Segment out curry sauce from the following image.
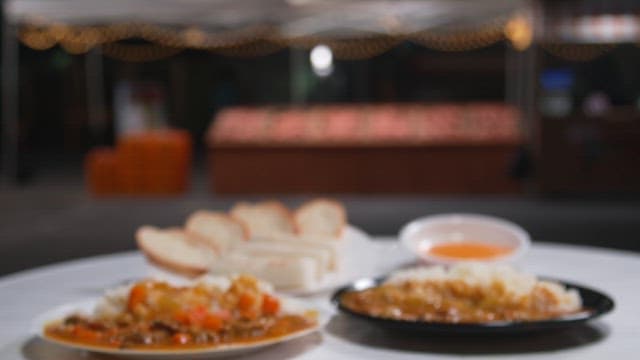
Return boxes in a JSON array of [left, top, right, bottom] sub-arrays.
[[341, 279, 581, 323], [44, 314, 315, 349], [44, 276, 317, 350]]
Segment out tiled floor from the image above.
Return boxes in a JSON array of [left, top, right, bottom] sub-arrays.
[[1, 167, 639, 276]]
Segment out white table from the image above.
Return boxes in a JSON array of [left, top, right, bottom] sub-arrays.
[[1, 239, 639, 359]]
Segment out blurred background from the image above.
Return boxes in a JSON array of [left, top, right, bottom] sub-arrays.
[[1, 0, 639, 275]]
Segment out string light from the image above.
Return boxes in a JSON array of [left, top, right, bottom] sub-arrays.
[[18, 26, 56, 50], [505, 14, 533, 51], [19, 20, 510, 59], [60, 40, 93, 54], [541, 43, 616, 62], [182, 27, 208, 47], [213, 41, 285, 57], [410, 18, 508, 52], [102, 43, 183, 62], [48, 23, 70, 41], [14, 14, 622, 62], [325, 37, 401, 60]]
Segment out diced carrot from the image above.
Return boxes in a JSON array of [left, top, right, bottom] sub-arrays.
[[172, 332, 191, 345], [127, 283, 148, 311], [262, 294, 280, 315], [242, 308, 259, 320], [238, 292, 255, 312], [202, 313, 223, 331], [174, 305, 204, 325]]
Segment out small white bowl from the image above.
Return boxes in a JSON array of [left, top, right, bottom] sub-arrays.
[[399, 213, 530, 265]]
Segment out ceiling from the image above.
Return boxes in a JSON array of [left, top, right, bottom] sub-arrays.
[[7, 0, 526, 37]]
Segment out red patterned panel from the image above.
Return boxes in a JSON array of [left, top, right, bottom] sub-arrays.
[[415, 105, 461, 143], [366, 104, 412, 142], [209, 103, 522, 146], [322, 105, 364, 142], [271, 108, 308, 142], [213, 107, 269, 143]]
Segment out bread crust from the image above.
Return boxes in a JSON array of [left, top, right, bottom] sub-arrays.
[[295, 198, 347, 237], [230, 200, 297, 236], [260, 200, 298, 233], [185, 211, 249, 253], [134, 198, 346, 284], [136, 226, 210, 277]]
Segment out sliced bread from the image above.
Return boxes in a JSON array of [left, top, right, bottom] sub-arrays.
[[209, 252, 318, 290], [255, 232, 341, 271], [230, 201, 296, 237], [136, 226, 216, 277], [185, 211, 248, 252], [294, 199, 347, 238], [231, 241, 328, 280]]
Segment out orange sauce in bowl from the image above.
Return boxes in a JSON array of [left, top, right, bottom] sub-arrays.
[[426, 241, 512, 260]]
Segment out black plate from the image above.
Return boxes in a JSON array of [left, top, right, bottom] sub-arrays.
[[331, 277, 614, 334]]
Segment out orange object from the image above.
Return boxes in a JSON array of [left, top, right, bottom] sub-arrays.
[[238, 292, 256, 311], [427, 242, 512, 260], [202, 313, 223, 331], [84, 147, 119, 195], [127, 283, 148, 311], [261, 294, 280, 315], [85, 129, 192, 196], [238, 292, 259, 319], [173, 305, 203, 326]]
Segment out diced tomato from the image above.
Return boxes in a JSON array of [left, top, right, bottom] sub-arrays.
[[172, 332, 191, 345], [127, 283, 148, 311], [261, 294, 280, 315]]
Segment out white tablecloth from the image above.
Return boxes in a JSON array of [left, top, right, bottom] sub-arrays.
[[1, 239, 639, 359]]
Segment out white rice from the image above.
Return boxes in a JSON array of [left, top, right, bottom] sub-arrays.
[[386, 263, 581, 311], [94, 283, 132, 318]]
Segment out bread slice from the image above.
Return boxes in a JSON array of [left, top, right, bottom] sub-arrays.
[[255, 232, 341, 271], [210, 252, 317, 290], [185, 211, 248, 252], [294, 199, 347, 238], [231, 241, 328, 280], [136, 226, 216, 277], [230, 201, 296, 237]]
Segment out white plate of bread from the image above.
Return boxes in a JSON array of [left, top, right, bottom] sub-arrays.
[[136, 199, 377, 295]]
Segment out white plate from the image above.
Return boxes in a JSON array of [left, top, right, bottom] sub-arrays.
[[32, 296, 328, 359]]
